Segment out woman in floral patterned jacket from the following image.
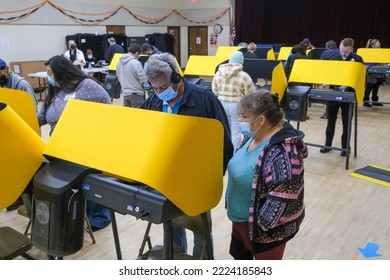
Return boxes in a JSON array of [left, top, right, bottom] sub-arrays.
[[226, 90, 308, 259]]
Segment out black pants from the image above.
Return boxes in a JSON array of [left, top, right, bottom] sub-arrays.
[[325, 102, 352, 149], [229, 234, 253, 260], [364, 78, 383, 102]]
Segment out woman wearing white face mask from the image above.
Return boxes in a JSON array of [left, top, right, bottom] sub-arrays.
[[226, 90, 308, 260]]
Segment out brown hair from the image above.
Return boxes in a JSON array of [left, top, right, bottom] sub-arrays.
[[340, 38, 354, 48], [86, 49, 93, 55]]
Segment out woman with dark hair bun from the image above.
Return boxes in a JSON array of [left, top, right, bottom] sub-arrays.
[[226, 90, 308, 260]]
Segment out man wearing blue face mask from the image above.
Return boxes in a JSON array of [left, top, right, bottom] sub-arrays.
[[140, 53, 234, 258]]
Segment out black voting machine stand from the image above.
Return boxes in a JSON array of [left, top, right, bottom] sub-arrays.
[[281, 59, 366, 170], [32, 157, 214, 260], [282, 85, 357, 170]]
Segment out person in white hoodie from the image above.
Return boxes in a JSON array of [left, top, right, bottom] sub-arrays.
[[212, 51, 255, 151], [116, 43, 148, 108]]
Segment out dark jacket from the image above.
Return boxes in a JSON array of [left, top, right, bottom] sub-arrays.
[[319, 47, 339, 60], [284, 53, 307, 79], [105, 44, 125, 64], [321, 49, 364, 92], [141, 78, 234, 174], [244, 51, 257, 59], [320, 48, 364, 63]]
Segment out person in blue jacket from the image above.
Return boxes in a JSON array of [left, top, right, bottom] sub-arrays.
[[141, 53, 234, 258]]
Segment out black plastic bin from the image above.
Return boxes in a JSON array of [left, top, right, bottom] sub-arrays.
[[31, 159, 96, 257], [282, 85, 310, 122], [104, 71, 121, 99]]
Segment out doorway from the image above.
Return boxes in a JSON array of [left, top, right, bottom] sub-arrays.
[[168, 26, 181, 65], [106, 26, 125, 34], [188, 26, 208, 56]]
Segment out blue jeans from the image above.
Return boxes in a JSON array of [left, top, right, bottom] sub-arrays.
[[172, 225, 213, 258], [220, 100, 241, 151]]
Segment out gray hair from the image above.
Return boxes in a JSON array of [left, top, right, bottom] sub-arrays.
[[108, 37, 116, 43], [239, 90, 284, 125], [144, 53, 178, 81]]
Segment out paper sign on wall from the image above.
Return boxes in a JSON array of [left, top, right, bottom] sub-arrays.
[[196, 37, 201, 44]]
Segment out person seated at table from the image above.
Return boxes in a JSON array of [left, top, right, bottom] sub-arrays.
[[85, 49, 97, 69]]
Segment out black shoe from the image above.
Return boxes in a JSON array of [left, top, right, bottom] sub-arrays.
[[320, 147, 332, 153], [6, 197, 24, 211], [372, 102, 383, 106], [320, 113, 328, 119], [363, 102, 372, 107]]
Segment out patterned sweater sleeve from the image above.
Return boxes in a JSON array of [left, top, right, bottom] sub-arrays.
[[256, 141, 305, 231]]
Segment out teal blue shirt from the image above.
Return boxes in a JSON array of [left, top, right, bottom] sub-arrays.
[[226, 135, 272, 222]]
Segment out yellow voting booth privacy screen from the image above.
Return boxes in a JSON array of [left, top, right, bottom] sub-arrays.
[[288, 59, 366, 104], [108, 53, 184, 76], [0, 88, 40, 135], [356, 48, 390, 63], [44, 100, 224, 216], [0, 102, 46, 210]]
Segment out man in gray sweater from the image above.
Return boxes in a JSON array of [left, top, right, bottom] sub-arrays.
[[0, 58, 38, 111], [116, 43, 148, 108]]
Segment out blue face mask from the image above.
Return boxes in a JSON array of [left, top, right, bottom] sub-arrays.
[[238, 115, 261, 138], [157, 86, 177, 102], [47, 75, 58, 87]]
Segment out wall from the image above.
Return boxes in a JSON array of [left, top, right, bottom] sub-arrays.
[[0, 0, 233, 67]]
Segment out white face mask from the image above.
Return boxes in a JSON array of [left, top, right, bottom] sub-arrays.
[[87, 55, 93, 59]]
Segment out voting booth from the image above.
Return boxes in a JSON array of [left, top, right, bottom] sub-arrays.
[[242, 59, 287, 98], [0, 89, 46, 259], [27, 100, 223, 259], [357, 48, 390, 89], [282, 59, 366, 169]]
